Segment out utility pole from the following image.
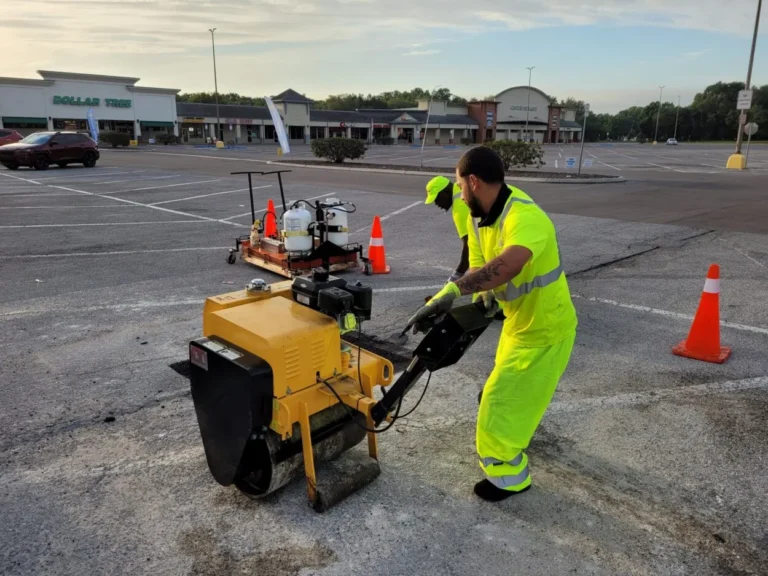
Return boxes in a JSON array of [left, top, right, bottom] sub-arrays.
[[653, 85, 664, 144], [735, 0, 762, 156], [524, 66, 535, 142], [209, 28, 221, 143], [674, 95, 680, 140], [420, 85, 441, 168], [578, 103, 589, 175]]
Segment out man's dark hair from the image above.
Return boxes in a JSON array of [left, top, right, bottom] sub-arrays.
[[456, 146, 505, 183]]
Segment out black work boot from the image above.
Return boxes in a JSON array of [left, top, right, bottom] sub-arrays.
[[473, 480, 530, 502]]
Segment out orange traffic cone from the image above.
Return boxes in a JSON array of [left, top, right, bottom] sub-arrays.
[[264, 199, 278, 238], [672, 264, 731, 364], [368, 215, 390, 274]]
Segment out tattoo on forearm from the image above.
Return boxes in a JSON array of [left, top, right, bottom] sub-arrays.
[[456, 256, 506, 294]]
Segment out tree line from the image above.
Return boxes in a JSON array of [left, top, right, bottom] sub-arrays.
[[562, 82, 766, 142], [177, 81, 765, 140]]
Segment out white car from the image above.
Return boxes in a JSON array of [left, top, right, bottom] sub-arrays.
[[666, 138, 678, 145]]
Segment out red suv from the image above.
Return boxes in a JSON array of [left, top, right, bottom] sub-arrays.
[[0, 131, 100, 171], [0, 129, 23, 146]]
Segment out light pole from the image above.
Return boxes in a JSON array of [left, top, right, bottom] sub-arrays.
[[420, 84, 441, 168], [653, 85, 664, 144], [524, 66, 535, 142], [734, 0, 762, 158], [673, 95, 680, 140], [208, 28, 222, 143]]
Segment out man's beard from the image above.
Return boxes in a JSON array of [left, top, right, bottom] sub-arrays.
[[467, 194, 485, 218]]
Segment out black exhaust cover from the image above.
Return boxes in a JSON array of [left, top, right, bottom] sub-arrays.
[[189, 337, 273, 486]]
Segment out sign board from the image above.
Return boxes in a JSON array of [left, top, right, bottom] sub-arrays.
[[739, 113, 748, 125], [583, 158, 594, 168], [565, 157, 577, 169], [148, 138, 156, 144], [737, 90, 753, 110], [744, 122, 759, 136], [585, 103, 590, 113]]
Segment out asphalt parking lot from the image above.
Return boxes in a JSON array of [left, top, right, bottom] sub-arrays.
[[1, 151, 767, 575], [181, 141, 768, 175]]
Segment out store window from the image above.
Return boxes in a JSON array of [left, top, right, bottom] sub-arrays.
[[264, 125, 276, 141], [53, 119, 87, 131], [289, 126, 304, 140]]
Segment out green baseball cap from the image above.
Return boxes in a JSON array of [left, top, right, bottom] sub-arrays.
[[425, 176, 452, 204]]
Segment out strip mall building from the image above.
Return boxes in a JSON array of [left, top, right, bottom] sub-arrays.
[[0, 71, 581, 145]]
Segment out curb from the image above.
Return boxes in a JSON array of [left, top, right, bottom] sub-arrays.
[[267, 161, 626, 184]]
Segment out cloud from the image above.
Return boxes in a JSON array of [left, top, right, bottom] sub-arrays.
[[401, 49, 442, 56], [680, 49, 713, 60]]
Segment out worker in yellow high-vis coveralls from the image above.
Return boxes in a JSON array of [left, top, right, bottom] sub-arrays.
[[424, 176, 471, 282], [407, 146, 577, 501]]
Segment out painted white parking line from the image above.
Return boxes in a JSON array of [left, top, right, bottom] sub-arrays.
[[420, 156, 452, 164], [104, 178, 222, 194], [0, 172, 42, 185], [350, 201, 422, 234], [221, 192, 336, 221], [92, 174, 179, 185], [558, 152, 562, 158], [0, 205, 139, 209], [27, 179, 248, 228], [0, 192, 85, 197], [33, 170, 145, 181], [646, 162, 685, 173], [0, 284, 446, 318], [0, 246, 231, 259], [150, 186, 262, 206], [572, 294, 768, 335], [149, 151, 270, 164], [0, 220, 214, 229]]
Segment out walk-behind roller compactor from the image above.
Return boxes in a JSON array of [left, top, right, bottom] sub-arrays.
[[189, 270, 492, 511]]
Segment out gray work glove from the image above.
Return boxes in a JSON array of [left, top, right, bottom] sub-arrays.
[[447, 270, 464, 283], [478, 290, 499, 318], [405, 282, 461, 335]]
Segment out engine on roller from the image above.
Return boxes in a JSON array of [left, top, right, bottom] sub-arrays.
[[189, 269, 491, 512]]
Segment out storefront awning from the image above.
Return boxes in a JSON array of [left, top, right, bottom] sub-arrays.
[[2, 117, 48, 125], [140, 121, 175, 127]]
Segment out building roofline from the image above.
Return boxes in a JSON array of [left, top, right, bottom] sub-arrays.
[[495, 85, 551, 102], [0, 76, 54, 87], [36, 70, 141, 85], [127, 86, 180, 95]]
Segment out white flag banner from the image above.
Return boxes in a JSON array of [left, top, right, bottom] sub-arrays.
[[264, 96, 290, 154], [87, 108, 99, 144]]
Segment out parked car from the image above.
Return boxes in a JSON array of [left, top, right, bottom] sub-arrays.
[[666, 138, 678, 146], [0, 131, 99, 170], [0, 129, 23, 146]]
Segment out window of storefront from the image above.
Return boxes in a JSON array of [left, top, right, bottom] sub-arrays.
[[53, 119, 87, 131], [289, 126, 304, 140], [264, 125, 276, 141], [1, 117, 48, 131], [350, 127, 368, 140], [310, 126, 325, 139]]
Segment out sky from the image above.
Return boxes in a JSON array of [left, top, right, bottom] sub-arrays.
[[1, 0, 766, 113]]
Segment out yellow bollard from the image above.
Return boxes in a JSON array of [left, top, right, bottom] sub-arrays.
[[129, 140, 138, 147], [277, 147, 283, 156], [726, 154, 746, 170]]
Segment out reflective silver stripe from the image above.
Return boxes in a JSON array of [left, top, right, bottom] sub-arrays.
[[487, 466, 530, 489], [453, 191, 462, 201], [480, 453, 524, 467], [499, 264, 564, 302], [472, 217, 480, 240]]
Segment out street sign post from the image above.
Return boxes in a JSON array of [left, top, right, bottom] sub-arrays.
[[737, 89, 753, 110]]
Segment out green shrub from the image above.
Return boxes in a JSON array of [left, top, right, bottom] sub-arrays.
[[460, 137, 474, 145], [100, 131, 130, 148], [311, 137, 366, 163], [156, 133, 179, 145], [483, 140, 545, 171]]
